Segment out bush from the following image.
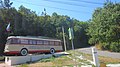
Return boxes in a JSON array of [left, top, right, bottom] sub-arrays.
[[99, 42, 120, 52], [110, 43, 120, 52]]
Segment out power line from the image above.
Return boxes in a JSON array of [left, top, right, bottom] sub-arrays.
[[42, 0, 104, 8], [43, 0, 88, 7], [12, 0, 92, 14], [68, 0, 104, 5]]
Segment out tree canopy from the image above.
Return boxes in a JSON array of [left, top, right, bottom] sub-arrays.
[[87, 2, 120, 52]]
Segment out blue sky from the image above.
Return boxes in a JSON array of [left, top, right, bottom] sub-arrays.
[[10, 0, 120, 21]]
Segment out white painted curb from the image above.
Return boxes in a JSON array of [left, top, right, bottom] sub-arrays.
[[5, 55, 31, 66], [5, 52, 68, 66]]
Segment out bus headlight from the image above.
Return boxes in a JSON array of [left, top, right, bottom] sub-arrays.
[[4, 46, 9, 52]]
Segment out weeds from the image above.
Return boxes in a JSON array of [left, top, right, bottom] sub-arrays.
[[18, 64, 28, 67], [40, 57, 55, 62]]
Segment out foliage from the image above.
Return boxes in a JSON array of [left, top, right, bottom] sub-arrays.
[[0, 56, 4, 61], [40, 57, 55, 62], [18, 64, 28, 67], [0, 6, 89, 54], [87, 2, 120, 52]]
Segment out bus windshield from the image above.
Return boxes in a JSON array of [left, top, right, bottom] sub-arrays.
[[6, 39, 12, 44]]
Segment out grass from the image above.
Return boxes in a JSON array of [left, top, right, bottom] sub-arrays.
[[68, 50, 120, 64], [67, 50, 93, 66], [27, 55, 80, 67], [0, 56, 5, 63], [40, 57, 55, 62], [18, 64, 28, 67], [18, 49, 120, 67], [18, 51, 94, 67], [0, 56, 4, 61], [52, 56, 77, 66], [98, 56, 120, 64]]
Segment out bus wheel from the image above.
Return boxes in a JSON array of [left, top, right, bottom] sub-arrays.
[[20, 48, 28, 56], [50, 48, 55, 54]]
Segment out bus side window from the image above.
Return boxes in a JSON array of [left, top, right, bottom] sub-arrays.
[[21, 39, 28, 44], [11, 38, 18, 44], [50, 41, 54, 45], [44, 40, 48, 45], [28, 40, 36, 45], [55, 42, 59, 46], [59, 42, 61, 46], [37, 40, 43, 45], [32, 40, 37, 45], [17, 39, 21, 44], [6, 39, 12, 44], [29, 40, 33, 44]]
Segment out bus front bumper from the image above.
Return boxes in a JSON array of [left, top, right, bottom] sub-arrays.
[[4, 51, 20, 55]]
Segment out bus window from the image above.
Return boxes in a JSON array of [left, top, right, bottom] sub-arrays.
[[49, 41, 54, 45], [17, 39, 21, 44], [28, 40, 36, 45], [11, 38, 18, 44], [6, 39, 12, 44], [29, 40, 33, 44], [59, 42, 61, 46], [32, 40, 37, 44], [21, 39, 28, 44], [37, 40, 43, 45], [44, 41, 49, 45], [55, 41, 59, 46]]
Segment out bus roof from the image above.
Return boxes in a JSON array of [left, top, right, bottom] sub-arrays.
[[7, 36, 61, 42]]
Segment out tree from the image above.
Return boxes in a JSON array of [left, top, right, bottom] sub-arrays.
[[87, 2, 120, 52]]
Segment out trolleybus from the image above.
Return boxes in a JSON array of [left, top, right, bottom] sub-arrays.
[[4, 36, 63, 56]]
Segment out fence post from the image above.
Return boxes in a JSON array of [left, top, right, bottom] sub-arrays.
[[92, 47, 100, 67]]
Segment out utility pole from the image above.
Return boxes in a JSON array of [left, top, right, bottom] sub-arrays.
[[62, 26, 67, 51], [71, 39, 74, 50]]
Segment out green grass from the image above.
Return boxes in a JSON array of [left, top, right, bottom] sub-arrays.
[[40, 57, 55, 62], [40, 55, 74, 66], [18, 49, 120, 67], [0, 56, 4, 61], [68, 50, 120, 64], [18, 64, 28, 67], [67, 50, 93, 66]]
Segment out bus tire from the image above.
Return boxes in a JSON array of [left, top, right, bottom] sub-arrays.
[[50, 48, 55, 54], [20, 48, 28, 56]]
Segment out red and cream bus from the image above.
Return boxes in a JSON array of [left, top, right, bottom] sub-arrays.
[[4, 36, 63, 56]]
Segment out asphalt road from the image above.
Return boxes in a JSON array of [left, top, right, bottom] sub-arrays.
[[77, 46, 120, 59]]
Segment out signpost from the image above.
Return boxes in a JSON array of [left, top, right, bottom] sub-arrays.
[[68, 27, 74, 50]]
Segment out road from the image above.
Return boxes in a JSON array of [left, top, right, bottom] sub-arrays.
[[77, 46, 120, 59]]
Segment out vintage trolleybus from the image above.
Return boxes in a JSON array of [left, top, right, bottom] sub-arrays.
[[4, 36, 63, 56]]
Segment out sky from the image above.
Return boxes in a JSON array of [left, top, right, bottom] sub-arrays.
[[8, 0, 120, 21]]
